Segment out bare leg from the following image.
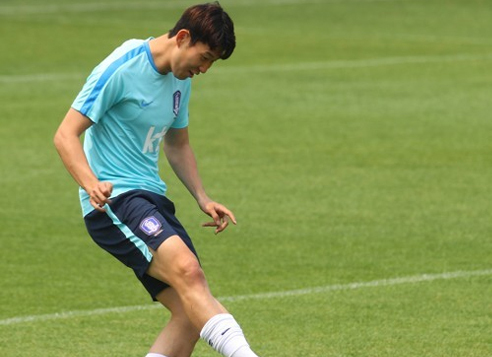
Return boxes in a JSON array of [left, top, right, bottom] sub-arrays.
[[148, 287, 199, 357], [147, 235, 228, 330], [147, 236, 259, 357]]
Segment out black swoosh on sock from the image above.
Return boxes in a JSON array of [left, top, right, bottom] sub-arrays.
[[221, 327, 231, 336]]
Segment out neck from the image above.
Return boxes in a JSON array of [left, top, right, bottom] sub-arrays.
[[148, 34, 174, 74]]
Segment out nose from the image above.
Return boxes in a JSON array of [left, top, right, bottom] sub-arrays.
[[199, 61, 213, 74]]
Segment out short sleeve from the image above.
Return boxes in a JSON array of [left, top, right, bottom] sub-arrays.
[[72, 66, 125, 124]]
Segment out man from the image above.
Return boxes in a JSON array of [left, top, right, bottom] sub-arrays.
[[54, 3, 260, 357]]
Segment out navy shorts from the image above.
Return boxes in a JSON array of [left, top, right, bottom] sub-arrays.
[[84, 189, 199, 300]]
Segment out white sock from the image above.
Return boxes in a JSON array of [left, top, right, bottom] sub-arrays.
[[145, 354, 168, 357], [200, 314, 259, 357]]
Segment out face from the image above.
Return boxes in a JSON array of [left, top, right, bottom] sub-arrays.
[[172, 34, 220, 80]]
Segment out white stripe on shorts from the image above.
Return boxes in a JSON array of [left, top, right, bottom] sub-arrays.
[[105, 206, 153, 262]]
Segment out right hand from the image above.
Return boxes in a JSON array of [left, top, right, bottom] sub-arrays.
[[88, 181, 113, 212]]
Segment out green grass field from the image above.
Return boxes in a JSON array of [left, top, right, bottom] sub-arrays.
[[1, 0, 492, 356]]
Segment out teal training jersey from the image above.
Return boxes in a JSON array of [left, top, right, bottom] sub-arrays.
[[72, 38, 191, 216]]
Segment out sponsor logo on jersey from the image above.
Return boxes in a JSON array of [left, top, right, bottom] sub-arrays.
[[142, 125, 168, 153], [173, 90, 181, 116], [140, 216, 162, 236]]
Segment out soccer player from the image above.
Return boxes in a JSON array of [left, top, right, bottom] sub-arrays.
[[54, 3, 260, 357]]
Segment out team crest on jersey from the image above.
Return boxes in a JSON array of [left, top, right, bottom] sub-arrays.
[[173, 90, 181, 116], [140, 216, 162, 236]]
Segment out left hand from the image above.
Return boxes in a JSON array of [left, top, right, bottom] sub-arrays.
[[200, 200, 237, 234]]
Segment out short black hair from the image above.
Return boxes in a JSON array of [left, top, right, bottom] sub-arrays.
[[168, 2, 236, 60]]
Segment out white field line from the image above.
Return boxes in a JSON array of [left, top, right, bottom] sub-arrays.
[[0, 72, 84, 83], [370, 33, 492, 46], [0, 0, 406, 16], [1, 53, 492, 85], [222, 53, 492, 73], [1, 269, 491, 326]]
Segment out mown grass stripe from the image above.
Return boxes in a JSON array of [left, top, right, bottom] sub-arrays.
[[1, 269, 490, 326], [1, 53, 492, 84], [0, 0, 407, 16]]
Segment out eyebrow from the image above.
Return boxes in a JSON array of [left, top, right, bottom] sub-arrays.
[[205, 51, 219, 60]]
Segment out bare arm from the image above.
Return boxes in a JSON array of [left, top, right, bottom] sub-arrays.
[[53, 108, 113, 211], [164, 127, 236, 233]]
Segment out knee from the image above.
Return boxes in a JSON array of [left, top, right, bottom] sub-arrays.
[[173, 257, 206, 288]]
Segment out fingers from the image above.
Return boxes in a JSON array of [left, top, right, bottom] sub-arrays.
[[208, 208, 221, 226], [202, 202, 237, 234], [220, 206, 237, 225], [216, 219, 229, 234], [202, 219, 229, 234], [209, 203, 237, 225], [89, 182, 113, 212]]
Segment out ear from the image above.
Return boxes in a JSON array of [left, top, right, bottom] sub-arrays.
[[175, 29, 191, 48]]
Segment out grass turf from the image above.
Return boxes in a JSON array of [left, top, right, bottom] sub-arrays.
[[1, 0, 491, 356]]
